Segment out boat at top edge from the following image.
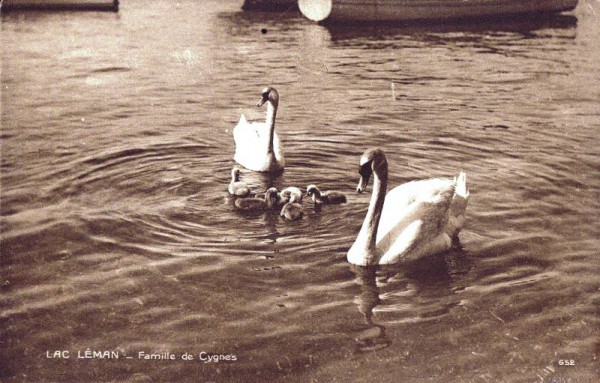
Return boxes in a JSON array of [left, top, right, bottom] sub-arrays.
[[299, 0, 579, 23], [242, 0, 299, 11], [2, 0, 118, 11]]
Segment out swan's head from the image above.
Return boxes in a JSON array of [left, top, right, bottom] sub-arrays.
[[306, 185, 321, 197], [257, 86, 279, 107], [231, 167, 241, 181], [265, 187, 281, 201], [265, 187, 279, 199], [265, 187, 280, 208], [357, 148, 387, 193]]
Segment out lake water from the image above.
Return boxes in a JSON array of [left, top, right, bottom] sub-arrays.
[[1, 1, 599, 382]]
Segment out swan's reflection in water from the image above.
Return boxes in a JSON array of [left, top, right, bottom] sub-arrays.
[[231, 168, 287, 196], [350, 246, 472, 352], [351, 265, 392, 352]]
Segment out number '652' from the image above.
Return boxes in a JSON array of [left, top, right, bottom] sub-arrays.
[[558, 359, 575, 366]]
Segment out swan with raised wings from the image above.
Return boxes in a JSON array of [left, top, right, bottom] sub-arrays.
[[347, 148, 469, 266], [233, 87, 285, 172]]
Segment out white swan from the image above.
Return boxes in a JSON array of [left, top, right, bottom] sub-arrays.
[[233, 87, 285, 172], [228, 168, 251, 197], [347, 148, 469, 266]]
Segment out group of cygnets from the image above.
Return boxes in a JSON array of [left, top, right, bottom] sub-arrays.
[[228, 167, 347, 220], [229, 86, 469, 266]]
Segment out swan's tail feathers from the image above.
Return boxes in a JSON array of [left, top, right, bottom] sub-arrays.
[[454, 171, 469, 199], [234, 115, 248, 139], [449, 171, 469, 237]]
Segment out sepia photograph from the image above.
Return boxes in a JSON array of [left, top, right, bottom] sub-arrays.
[[1, 0, 599, 382]]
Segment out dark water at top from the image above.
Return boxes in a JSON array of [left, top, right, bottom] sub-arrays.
[[1, 1, 599, 382]]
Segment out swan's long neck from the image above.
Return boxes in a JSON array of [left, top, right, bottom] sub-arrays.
[[353, 168, 387, 264], [265, 101, 278, 154]]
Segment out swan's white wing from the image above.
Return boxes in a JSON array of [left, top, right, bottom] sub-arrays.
[[378, 178, 455, 239], [233, 117, 268, 170], [233, 115, 284, 172], [272, 132, 285, 166], [376, 181, 455, 264], [233, 115, 265, 146], [376, 217, 422, 264], [384, 178, 455, 204]]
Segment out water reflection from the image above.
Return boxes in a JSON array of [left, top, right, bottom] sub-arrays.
[[323, 14, 577, 44], [351, 265, 392, 352], [234, 167, 287, 192], [350, 246, 473, 351]]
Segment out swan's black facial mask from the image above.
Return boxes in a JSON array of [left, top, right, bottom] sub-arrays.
[[359, 161, 372, 179], [357, 161, 372, 193], [257, 89, 271, 107], [257, 94, 268, 107]]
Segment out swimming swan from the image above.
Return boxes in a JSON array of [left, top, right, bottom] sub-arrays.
[[254, 187, 287, 208], [235, 188, 279, 211], [280, 186, 303, 204], [347, 148, 469, 266], [280, 194, 304, 221], [228, 168, 251, 197], [306, 185, 347, 204], [233, 87, 285, 172]]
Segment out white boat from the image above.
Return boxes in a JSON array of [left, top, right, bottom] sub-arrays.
[[2, 0, 118, 11], [299, 0, 578, 23]]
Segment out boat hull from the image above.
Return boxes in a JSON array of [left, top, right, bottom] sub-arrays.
[[2, 0, 118, 11], [242, 0, 298, 11], [299, 0, 579, 23]]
